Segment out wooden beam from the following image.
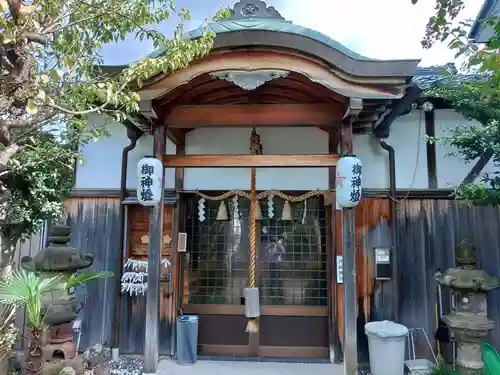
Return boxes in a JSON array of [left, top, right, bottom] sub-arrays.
[[425, 109, 437, 188], [166, 128, 185, 146], [163, 154, 339, 168], [374, 85, 422, 138], [462, 149, 494, 184], [165, 104, 341, 128]]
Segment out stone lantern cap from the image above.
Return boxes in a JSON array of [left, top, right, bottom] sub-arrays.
[[21, 224, 94, 273], [437, 267, 500, 291], [436, 239, 500, 292]]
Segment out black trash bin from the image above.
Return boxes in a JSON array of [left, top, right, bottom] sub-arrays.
[[176, 314, 199, 365]]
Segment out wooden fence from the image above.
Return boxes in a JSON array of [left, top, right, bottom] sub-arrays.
[[10, 197, 500, 359]]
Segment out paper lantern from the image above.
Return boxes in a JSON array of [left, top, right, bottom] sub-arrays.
[[137, 157, 163, 206], [336, 155, 363, 208]]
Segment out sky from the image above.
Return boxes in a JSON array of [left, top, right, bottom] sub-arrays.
[[100, 0, 485, 68]]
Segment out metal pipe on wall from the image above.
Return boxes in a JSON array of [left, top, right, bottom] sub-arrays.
[[379, 140, 400, 322], [112, 125, 142, 357]]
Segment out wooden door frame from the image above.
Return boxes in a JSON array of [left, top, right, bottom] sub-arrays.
[[178, 194, 330, 358]]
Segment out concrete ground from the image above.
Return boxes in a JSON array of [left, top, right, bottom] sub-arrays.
[[157, 359, 344, 375]]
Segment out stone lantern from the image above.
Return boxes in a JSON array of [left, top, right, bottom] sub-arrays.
[[21, 224, 94, 361], [436, 239, 500, 375]]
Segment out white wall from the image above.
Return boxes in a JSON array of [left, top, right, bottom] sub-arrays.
[[74, 110, 492, 192], [183, 127, 328, 190], [435, 109, 496, 188], [74, 116, 176, 190], [353, 110, 428, 189]]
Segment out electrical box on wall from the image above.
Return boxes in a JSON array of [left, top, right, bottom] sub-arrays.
[[374, 247, 392, 280]]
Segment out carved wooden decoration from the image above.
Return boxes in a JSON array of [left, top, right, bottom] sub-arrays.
[[210, 70, 289, 91]]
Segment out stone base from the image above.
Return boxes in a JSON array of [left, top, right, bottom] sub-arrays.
[[41, 356, 85, 375], [456, 365, 484, 375], [42, 341, 77, 361], [456, 339, 484, 375]]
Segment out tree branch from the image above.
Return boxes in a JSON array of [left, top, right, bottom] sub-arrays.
[[7, 0, 21, 23], [0, 143, 20, 170], [46, 80, 130, 116], [23, 33, 49, 46], [0, 110, 56, 129]]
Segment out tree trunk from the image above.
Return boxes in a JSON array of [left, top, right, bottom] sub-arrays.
[[0, 198, 18, 278], [0, 355, 8, 375]]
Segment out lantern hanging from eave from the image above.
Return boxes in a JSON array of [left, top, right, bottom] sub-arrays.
[[336, 155, 363, 208], [137, 157, 163, 206]]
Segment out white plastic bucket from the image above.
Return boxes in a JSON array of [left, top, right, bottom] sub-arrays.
[[365, 320, 408, 375]]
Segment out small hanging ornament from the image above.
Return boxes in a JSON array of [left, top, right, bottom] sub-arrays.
[[301, 199, 307, 224], [255, 201, 262, 220], [267, 194, 274, 218], [198, 197, 206, 222], [282, 200, 292, 221], [216, 200, 229, 221], [232, 195, 239, 218]]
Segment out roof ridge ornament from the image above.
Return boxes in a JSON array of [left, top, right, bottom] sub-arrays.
[[228, 0, 285, 21]]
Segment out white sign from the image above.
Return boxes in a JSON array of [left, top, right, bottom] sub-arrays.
[[336, 255, 343, 284], [137, 157, 163, 206], [336, 155, 363, 208]]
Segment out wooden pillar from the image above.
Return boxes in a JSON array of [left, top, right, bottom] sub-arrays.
[[328, 130, 342, 363], [169, 135, 185, 356], [341, 98, 362, 375], [144, 125, 166, 374], [424, 107, 437, 189]]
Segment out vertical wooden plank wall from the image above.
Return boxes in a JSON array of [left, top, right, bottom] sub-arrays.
[[335, 198, 392, 360], [65, 197, 121, 350], [334, 197, 500, 360], [397, 199, 500, 355]]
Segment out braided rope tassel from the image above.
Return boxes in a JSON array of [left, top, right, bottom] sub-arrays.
[[246, 166, 259, 333]]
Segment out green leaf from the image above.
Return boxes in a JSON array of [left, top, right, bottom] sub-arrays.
[[26, 99, 38, 115], [39, 74, 50, 85], [0, 0, 228, 248], [36, 90, 46, 102], [50, 69, 62, 82]]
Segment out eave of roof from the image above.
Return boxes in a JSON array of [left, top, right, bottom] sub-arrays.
[[468, 0, 498, 41]]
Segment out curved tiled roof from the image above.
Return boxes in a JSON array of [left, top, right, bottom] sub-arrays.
[[142, 0, 420, 78], [106, 0, 469, 92], [412, 63, 489, 89], [150, 18, 383, 63]]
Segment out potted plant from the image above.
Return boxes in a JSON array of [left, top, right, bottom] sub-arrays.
[[0, 270, 60, 375], [0, 304, 17, 375]]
